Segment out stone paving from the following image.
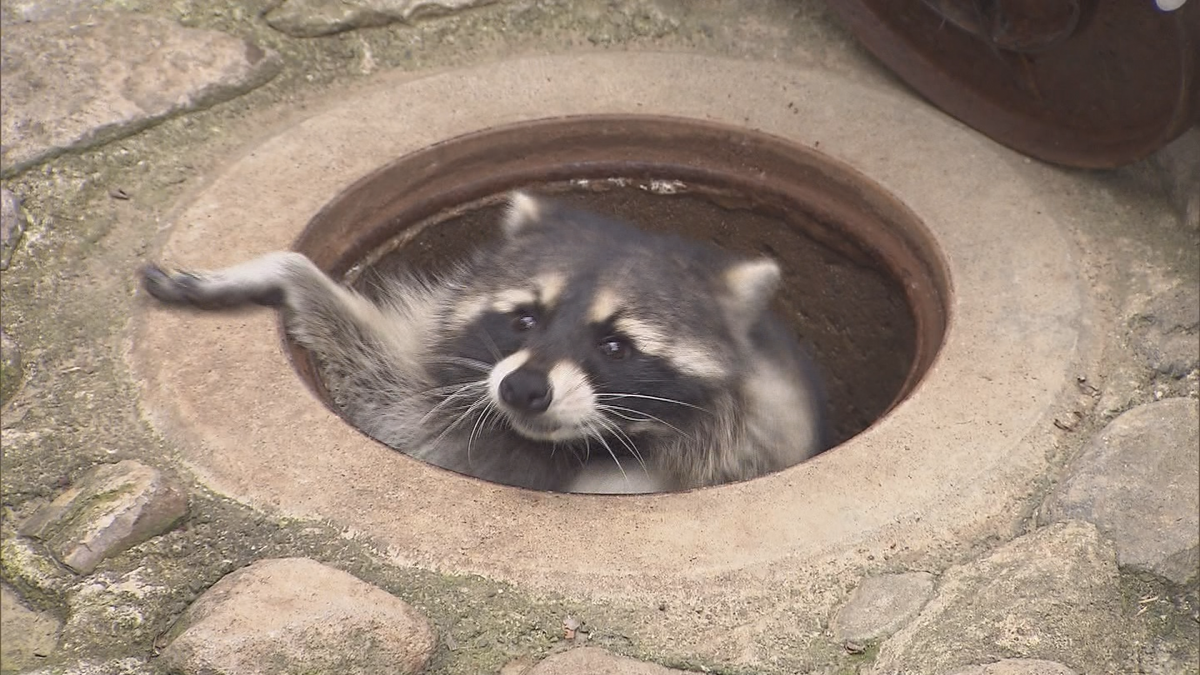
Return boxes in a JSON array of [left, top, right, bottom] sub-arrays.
[[1, 1, 1198, 674]]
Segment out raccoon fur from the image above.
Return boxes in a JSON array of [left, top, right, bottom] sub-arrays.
[[140, 192, 828, 493]]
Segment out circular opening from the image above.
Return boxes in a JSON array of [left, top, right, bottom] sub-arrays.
[[286, 115, 950, 490]]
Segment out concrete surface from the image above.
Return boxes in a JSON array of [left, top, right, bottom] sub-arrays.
[[1041, 399, 1200, 585], [0, 585, 60, 672], [830, 572, 936, 643], [0, 12, 281, 176], [1150, 129, 1200, 232], [517, 647, 691, 674], [868, 521, 1129, 675], [1128, 281, 1200, 379], [2, 0, 1197, 673], [265, 0, 503, 37], [946, 661, 1079, 675]]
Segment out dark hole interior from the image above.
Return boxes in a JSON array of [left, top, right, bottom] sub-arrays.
[[349, 180, 916, 447]]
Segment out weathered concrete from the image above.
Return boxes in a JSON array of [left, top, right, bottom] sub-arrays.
[[0, 12, 281, 176], [1151, 129, 1200, 232], [265, 0, 501, 37], [946, 660, 1079, 675], [830, 572, 935, 643], [23, 657, 155, 675], [132, 52, 1088, 616], [0, 187, 25, 269], [518, 647, 691, 674], [0, 584, 60, 672], [0, 0, 105, 23], [1128, 283, 1200, 379], [1041, 399, 1200, 585], [161, 557, 437, 675], [19, 460, 188, 574], [869, 522, 1130, 675]]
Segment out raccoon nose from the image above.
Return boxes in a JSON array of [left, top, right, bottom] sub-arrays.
[[499, 369, 553, 413]]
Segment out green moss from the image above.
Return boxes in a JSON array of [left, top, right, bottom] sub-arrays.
[[0, 333, 20, 406]]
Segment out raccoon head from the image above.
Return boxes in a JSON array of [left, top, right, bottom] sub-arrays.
[[438, 192, 783, 451]]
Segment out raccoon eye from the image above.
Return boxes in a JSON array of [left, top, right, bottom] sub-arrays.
[[511, 311, 538, 332], [598, 336, 632, 360]]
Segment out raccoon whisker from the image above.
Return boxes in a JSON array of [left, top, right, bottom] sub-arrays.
[[465, 398, 501, 467], [594, 393, 712, 415], [595, 405, 657, 423], [583, 421, 629, 482], [424, 355, 493, 373], [425, 389, 491, 457], [418, 380, 488, 424], [590, 415, 649, 475], [596, 405, 694, 441], [419, 379, 488, 397]]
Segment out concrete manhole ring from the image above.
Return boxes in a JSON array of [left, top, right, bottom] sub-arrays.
[[132, 52, 1088, 600]]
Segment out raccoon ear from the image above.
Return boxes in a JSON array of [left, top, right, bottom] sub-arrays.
[[502, 191, 544, 237], [723, 258, 781, 315]]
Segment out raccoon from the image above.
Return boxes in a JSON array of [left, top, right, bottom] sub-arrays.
[[140, 192, 828, 493]]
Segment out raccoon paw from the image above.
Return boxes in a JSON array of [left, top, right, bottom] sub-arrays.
[[140, 264, 207, 305], [140, 263, 285, 309]]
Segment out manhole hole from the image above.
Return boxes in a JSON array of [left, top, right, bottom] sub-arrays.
[[283, 115, 950, 491], [135, 52, 1089, 597]]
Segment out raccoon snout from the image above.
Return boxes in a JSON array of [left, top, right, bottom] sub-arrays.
[[499, 369, 553, 413]]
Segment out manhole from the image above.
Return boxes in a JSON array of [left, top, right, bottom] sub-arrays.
[[282, 116, 949, 490], [134, 52, 1088, 603]]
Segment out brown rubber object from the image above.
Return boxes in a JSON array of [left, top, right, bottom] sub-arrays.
[[829, 0, 1200, 168]]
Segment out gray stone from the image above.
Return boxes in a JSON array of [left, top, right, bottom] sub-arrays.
[[1041, 399, 1200, 584], [1, 187, 26, 269], [0, 584, 60, 672], [0, 12, 281, 176], [946, 660, 1079, 675], [0, 0, 105, 24], [19, 460, 189, 574], [830, 572, 935, 642], [521, 648, 690, 675], [869, 521, 1130, 675], [161, 557, 436, 675], [1128, 282, 1200, 379], [23, 657, 154, 675], [1, 329, 21, 404], [1151, 129, 1200, 231], [264, 0, 500, 37]]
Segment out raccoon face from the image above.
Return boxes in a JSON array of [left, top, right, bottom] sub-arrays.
[[433, 192, 783, 453], [453, 288, 719, 446]]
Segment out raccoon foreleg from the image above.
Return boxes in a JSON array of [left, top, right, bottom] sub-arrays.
[[141, 252, 312, 309], [140, 252, 405, 374]]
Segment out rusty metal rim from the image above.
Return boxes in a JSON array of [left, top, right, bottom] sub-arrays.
[[286, 114, 952, 433]]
